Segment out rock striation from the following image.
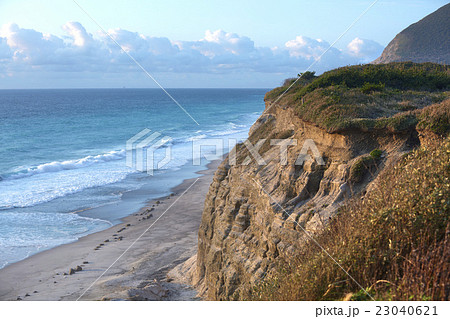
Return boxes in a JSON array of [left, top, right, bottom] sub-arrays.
[[185, 95, 420, 300]]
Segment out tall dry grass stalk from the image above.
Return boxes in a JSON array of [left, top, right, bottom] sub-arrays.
[[249, 137, 449, 301]]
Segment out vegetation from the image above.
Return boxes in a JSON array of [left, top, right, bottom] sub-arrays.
[[249, 136, 450, 301], [265, 63, 450, 133], [349, 149, 382, 183], [244, 62, 450, 301], [417, 99, 450, 136]]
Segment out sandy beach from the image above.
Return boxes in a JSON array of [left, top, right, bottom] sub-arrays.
[[0, 160, 220, 301]]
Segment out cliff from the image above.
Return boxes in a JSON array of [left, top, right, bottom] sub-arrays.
[[374, 3, 450, 64], [170, 63, 450, 300]]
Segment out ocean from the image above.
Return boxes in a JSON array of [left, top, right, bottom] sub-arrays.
[[0, 88, 266, 268]]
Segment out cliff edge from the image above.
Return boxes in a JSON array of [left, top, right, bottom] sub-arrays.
[[170, 63, 450, 300]]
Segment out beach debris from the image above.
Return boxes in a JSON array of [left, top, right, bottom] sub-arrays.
[[117, 227, 126, 233], [104, 239, 109, 243], [56, 273, 59, 275], [25, 293, 30, 297], [143, 208, 154, 215], [63, 272, 68, 275], [127, 279, 168, 301], [143, 214, 153, 220], [118, 236, 123, 241], [16, 296, 22, 300], [68, 266, 82, 274], [126, 224, 131, 227], [83, 261, 89, 264], [155, 200, 160, 205], [33, 291, 38, 294], [54, 281, 57, 284]]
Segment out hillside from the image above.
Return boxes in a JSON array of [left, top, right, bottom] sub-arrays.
[[374, 3, 450, 64], [172, 62, 450, 300], [267, 63, 449, 134], [250, 106, 450, 300]]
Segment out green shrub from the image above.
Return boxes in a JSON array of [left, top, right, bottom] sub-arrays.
[[361, 82, 385, 94], [349, 156, 376, 183], [294, 63, 450, 99], [266, 62, 450, 133], [417, 99, 450, 136], [369, 149, 383, 160]]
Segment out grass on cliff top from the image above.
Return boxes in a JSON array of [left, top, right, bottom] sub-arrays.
[[417, 98, 450, 136], [248, 136, 450, 301], [265, 62, 450, 133]]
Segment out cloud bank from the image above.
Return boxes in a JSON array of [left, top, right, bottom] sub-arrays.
[[0, 22, 384, 87]]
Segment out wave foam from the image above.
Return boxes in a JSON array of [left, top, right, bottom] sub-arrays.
[[6, 150, 126, 180]]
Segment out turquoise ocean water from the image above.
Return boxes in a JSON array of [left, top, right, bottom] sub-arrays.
[[0, 88, 265, 268]]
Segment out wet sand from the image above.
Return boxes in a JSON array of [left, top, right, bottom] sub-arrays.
[[0, 160, 219, 301]]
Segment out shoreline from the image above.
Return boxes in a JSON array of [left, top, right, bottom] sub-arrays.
[[0, 159, 221, 301]]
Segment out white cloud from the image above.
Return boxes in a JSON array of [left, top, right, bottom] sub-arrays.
[[285, 36, 329, 59], [0, 22, 384, 85], [0, 23, 64, 66], [0, 36, 11, 59], [346, 37, 384, 62], [62, 22, 94, 47]]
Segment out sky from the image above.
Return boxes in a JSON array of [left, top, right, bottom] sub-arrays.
[[0, 0, 447, 88]]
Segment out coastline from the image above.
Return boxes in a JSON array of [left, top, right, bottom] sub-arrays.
[[0, 159, 221, 301]]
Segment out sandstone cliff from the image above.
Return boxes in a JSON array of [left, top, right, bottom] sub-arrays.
[[191, 102, 418, 300], [169, 63, 449, 300]]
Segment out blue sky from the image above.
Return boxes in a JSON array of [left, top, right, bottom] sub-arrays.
[[0, 0, 447, 88]]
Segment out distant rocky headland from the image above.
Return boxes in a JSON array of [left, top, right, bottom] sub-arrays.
[[374, 3, 450, 64]]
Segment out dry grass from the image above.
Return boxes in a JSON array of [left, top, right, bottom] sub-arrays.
[[248, 137, 450, 301], [265, 62, 450, 133], [417, 99, 450, 136]]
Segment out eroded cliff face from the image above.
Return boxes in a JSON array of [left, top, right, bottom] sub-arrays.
[[185, 99, 419, 300]]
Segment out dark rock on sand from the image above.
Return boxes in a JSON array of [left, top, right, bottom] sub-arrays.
[[127, 280, 168, 301]]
